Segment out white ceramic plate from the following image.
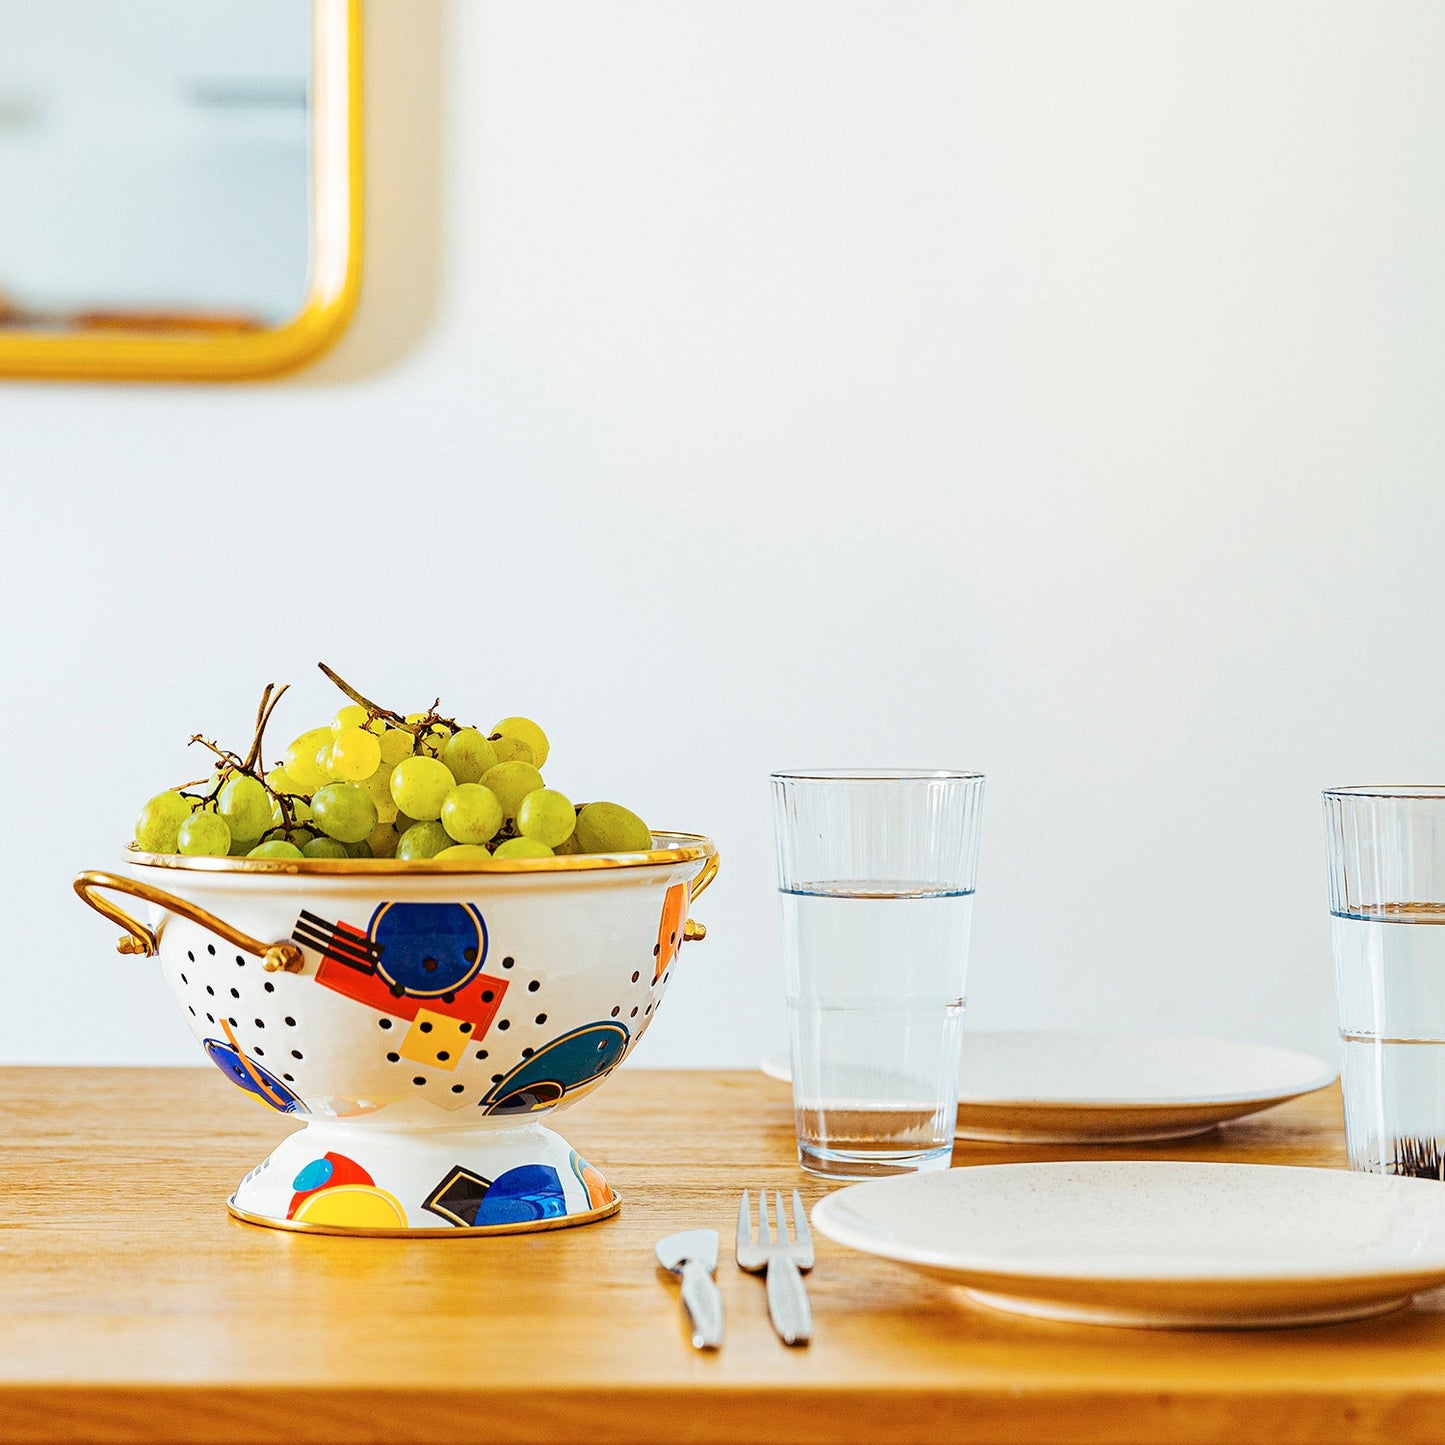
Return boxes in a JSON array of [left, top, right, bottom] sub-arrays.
[[811, 1160, 1445, 1328], [761, 1030, 1336, 1142]]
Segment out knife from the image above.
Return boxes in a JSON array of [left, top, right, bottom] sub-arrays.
[[655, 1228, 724, 1350]]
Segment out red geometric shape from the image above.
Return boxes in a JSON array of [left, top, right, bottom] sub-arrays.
[[303, 912, 509, 1034], [287, 1151, 374, 1218], [316, 949, 422, 1019]]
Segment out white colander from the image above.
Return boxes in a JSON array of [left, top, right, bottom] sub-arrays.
[[75, 835, 717, 1236]]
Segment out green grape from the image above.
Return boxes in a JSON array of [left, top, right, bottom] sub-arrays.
[[228, 833, 253, 856], [344, 839, 373, 858], [493, 836, 554, 860], [311, 782, 378, 843], [265, 767, 305, 797], [553, 830, 584, 855], [516, 788, 576, 847], [396, 820, 452, 859], [437, 843, 492, 860], [218, 775, 273, 843], [440, 784, 504, 844], [284, 727, 334, 790], [395, 811, 422, 832], [302, 837, 350, 859], [389, 756, 456, 820], [248, 840, 304, 860], [332, 704, 368, 733], [440, 727, 498, 784], [177, 811, 230, 857], [366, 821, 401, 858], [480, 761, 545, 819], [135, 791, 194, 853], [489, 736, 535, 766], [492, 716, 549, 768], [378, 726, 415, 766], [360, 765, 396, 809], [316, 740, 339, 781], [575, 801, 652, 853], [330, 726, 382, 782]]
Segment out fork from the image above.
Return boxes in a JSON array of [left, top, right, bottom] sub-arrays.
[[736, 1188, 814, 1346]]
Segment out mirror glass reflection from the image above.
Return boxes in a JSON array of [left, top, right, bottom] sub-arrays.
[[0, 0, 313, 336]]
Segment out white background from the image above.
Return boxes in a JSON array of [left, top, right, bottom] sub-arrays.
[[2, 1, 1442, 1071]]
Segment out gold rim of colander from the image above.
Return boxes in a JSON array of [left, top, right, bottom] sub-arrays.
[[77, 835, 719, 971], [122, 830, 716, 875]]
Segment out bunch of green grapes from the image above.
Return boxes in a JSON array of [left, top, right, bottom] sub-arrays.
[[132, 670, 654, 864]]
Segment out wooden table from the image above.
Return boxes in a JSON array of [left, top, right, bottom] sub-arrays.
[[1, 1068, 1443, 1444]]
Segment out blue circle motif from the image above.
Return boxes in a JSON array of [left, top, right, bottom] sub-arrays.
[[292, 1157, 335, 1192], [368, 901, 487, 997], [202, 1039, 305, 1114]]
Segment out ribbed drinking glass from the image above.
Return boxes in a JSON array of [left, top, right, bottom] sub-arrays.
[[771, 769, 984, 1180], [1324, 785, 1445, 1179]]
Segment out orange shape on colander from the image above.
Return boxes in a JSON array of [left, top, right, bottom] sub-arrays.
[[654, 882, 688, 983]]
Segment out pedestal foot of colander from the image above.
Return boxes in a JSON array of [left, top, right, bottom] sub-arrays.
[[224, 1118, 621, 1237]]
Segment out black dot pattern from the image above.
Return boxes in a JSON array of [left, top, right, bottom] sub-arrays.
[[166, 926, 671, 1119]]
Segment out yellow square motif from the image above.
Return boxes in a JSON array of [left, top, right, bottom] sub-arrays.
[[398, 1010, 470, 1072]]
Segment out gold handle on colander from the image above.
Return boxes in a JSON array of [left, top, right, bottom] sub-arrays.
[[683, 850, 719, 943], [72, 871, 305, 973]]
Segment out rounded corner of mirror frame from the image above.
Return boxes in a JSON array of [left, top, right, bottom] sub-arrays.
[[0, 0, 363, 385]]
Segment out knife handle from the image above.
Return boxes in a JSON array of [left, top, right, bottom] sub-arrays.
[[765, 1257, 813, 1346], [679, 1258, 724, 1350]]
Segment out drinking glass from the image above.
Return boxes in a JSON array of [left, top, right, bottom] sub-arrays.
[[771, 769, 984, 1180], [1324, 785, 1445, 1179]]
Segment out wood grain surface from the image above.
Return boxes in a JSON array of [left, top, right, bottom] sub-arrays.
[[0, 1066, 1441, 1444]]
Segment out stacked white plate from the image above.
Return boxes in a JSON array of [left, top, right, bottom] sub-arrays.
[[763, 1029, 1337, 1143]]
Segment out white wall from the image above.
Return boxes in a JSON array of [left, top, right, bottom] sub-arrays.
[[2, 1, 1443, 1070]]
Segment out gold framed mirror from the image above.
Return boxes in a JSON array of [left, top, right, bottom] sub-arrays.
[[0, 0, 360, 381]]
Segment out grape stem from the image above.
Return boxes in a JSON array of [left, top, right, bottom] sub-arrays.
[[317, 662, 456, 737], [242, 683, 289, 774], [182, 684, 309, 840]]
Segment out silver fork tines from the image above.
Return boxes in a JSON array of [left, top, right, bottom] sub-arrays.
[[736, 1188, 814, 1346]]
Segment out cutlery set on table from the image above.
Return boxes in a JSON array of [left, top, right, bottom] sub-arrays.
[[656, 1189, 814, 1350]]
